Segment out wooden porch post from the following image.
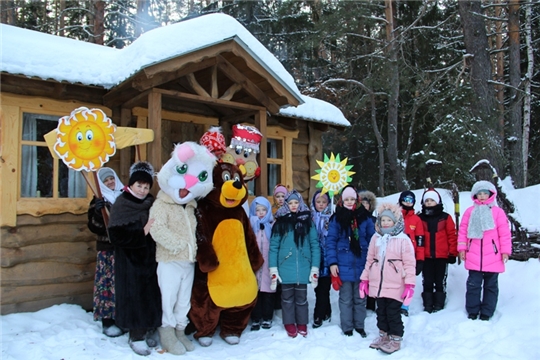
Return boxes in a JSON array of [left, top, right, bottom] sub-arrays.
[[255, 109, 268, 196], [119, 108, 131, 180], [148, 90, 162, 174]]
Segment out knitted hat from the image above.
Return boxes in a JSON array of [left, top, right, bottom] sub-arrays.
[[200, 126, 227, 157], [99, 167, 115, 183], [399, 190, 416, 205], [341, 186, 358, 200], [230, 124, 263, 153], [422, 189, 440, 204], [379, 209, 397, 223], [129, 161, 154, 188], [287, 192, 301, 203], [274, 184, 288, 196]]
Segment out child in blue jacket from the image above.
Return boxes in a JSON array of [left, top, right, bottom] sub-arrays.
[[326, 185, 375, 337]]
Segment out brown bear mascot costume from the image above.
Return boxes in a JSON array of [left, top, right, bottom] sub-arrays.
[[189, 161, 263, 347]]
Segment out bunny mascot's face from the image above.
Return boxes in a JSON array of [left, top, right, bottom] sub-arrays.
[[157, 141, 217, 204]]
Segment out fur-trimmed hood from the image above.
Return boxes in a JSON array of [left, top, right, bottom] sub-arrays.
[[375, 202, 404, 236], [358, 190, 377, 213], [470, 180, 497, 205]]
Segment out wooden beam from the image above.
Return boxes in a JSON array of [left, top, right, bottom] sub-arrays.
[[220, 83, 242, 101], [132, 57, 218, 92], [230, 42, 301, 107], [120, 108, 132, 180], [154, 88, 266, 112], [122, 89, 151, 109], [147, 91, 162, 175], [0, 104, 20, 227], [221, 110, 258, 123], [186, 73, 211, 98], [136, 116, 148, 161], [255, 110, 268, 196], [216, 55, 281, 114], [211, 65, 218, 98], [132, 107, 218, 126]]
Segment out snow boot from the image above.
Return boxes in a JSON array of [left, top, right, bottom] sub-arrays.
[[198, 337, 213, 347], [433, 291, 446, 312], [102, 319, 124, 337], [175, 328, 195, 352], [369, 330, 389, 349], [355, 328, 367, 338], [158, 327, 186, 355], [146, 328, 159, 348], [284, 324, 297, 338], [379, 335, 402, 354], [297, 324, 308, 337], [422, 292, 434, 313], [251, 320, 261, 331], [261, 320, 273, 329], [223, 335, 240, 345], [129, 339, 151, 356]]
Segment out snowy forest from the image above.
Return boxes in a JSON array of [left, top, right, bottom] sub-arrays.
[[1, 0, 539, 195]]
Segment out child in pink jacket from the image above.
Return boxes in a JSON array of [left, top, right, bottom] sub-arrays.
[[458, 180, 511, 321], [359, 203, 416, 354]]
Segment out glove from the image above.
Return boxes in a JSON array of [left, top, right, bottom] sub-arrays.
[[447, 256, 457, 264], [269, 267, 281, 291], [401, 284, 415, 306], [359, 280, 369, 299], [309, 267, 319, 289], [415, 260, 424, 276], [331, 274, 343, 291], [94, 198, 106, 212]]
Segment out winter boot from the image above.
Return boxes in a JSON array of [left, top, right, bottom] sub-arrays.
[[284, 324, 297, 338], [422, 292, 434, 313], [175, 328, 195, 352], [369, 330, 389, 349], [129, 329, 151, 356], [379, 335, 402, 354], [433, 292, 446, 312], [158, 327, 186, 355], [261, 320, 273, 329], [146, 328, 159, 348], [223, 335, 240, 345], [297, 324, 308, 337], [102, 319, 124, 338], [251, 320, 261, 331]]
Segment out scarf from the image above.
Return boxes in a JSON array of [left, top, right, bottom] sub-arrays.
[[375, 217, 405, 260], [109, 191, 154, 229], [97, 170, 124, 204], [467, 202, 495, 238], [332, 205, 370, 257]]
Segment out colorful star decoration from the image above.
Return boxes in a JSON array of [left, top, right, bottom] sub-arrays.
[[311, 152, 355, 197]]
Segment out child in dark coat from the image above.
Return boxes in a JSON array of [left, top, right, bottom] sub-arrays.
[[326, 186, 374, 337]]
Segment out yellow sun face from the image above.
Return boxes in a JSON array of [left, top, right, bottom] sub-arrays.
[[54, 107, 116, 171], [311, 152, 355, 197]]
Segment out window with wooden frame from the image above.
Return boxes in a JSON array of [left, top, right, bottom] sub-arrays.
[[0, 94, 102, 226], [248, 126, 298, 197]]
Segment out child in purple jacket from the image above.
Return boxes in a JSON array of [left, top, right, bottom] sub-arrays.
[[458, 180, 512, 321]]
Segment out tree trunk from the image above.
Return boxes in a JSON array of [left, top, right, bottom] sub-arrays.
[[522, 2, 534, 187], [385, 0, 405, 191], [508, 0, 523, 187], [93, 1, 105, 45], [135, 0, 149, 38], [458, 0, 503, 171]]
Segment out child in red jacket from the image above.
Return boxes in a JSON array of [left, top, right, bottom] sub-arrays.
[[418, 188, 458, 313], [398, 190, 425, 316]]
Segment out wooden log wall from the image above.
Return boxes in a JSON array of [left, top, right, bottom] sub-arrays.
[[1, 213, 96, 315]]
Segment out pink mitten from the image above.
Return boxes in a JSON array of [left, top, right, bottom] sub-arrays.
[[401, 284, 415, 306], [359, 280, 369, 298]]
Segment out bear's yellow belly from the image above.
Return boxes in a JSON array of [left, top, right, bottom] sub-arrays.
[[207, 219, 258, 308]]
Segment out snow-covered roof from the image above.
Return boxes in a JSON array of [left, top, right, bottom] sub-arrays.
[[278, 95, 350, 127], [1, 13, 349, 127]]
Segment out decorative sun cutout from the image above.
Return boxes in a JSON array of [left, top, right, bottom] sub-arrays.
[[53, 107, 116, 171], [311, 152, 355, 197]]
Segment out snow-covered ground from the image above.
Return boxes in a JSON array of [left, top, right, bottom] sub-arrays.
[[2, 183, 540, 360]]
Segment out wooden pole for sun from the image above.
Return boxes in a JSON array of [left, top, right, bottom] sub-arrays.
[[81, 170, 110, 227]]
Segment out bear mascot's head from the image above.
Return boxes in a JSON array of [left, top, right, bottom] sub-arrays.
[[203, 161, 249, 209], [157, 141, 217, 204]]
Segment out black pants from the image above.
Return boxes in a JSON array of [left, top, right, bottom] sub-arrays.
[[376, 297, 403, 337], [422, 258, 448, 293], [251, 291, 276, 322], [466, 271, 499, 317], [313, 276, 332, 320]]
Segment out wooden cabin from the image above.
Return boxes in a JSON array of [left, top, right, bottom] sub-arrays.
[[0, 14, 349, 314]]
